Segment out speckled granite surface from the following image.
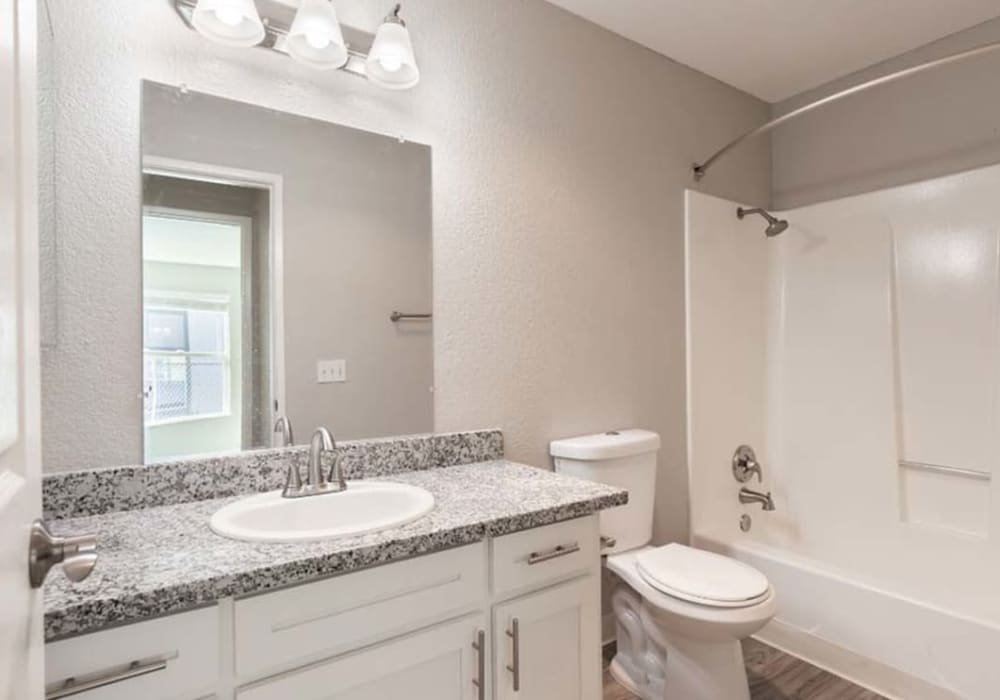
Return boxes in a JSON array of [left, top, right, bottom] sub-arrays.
[[43, 430, 504, 520], [44, 460, 627, 641]]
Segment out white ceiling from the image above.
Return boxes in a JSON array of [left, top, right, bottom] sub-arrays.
[[545, 0, 1000, 102]]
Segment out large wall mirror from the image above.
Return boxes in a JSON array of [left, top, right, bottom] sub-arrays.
[[40, 80, 433, 470]]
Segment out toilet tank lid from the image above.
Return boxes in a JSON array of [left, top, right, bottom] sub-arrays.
[[550, 429, 660, 460]]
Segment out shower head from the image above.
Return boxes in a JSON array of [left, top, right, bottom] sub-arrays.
[[737, 207, 789, 237]]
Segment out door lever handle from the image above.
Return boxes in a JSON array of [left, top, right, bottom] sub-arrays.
[[28, 519, 98, 588]]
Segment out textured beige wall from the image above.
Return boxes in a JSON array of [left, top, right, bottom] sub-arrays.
[[39, 0, 770, 543], [772, 17, 1000, 209]]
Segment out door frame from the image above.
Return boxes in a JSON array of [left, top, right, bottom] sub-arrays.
[[141, 156, 286, 436], [0, 0, 43, 697]]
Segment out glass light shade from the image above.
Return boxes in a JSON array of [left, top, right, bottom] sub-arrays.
[[286, 0, 348, 70], [192, 0, 265, 47], [365, 22, 420, 90]]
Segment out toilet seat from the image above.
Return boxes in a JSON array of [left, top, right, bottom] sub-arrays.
[[635, 544, 771, 609]]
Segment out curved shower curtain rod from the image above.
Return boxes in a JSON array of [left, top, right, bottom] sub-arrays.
[[692, 39, 1000, 181]]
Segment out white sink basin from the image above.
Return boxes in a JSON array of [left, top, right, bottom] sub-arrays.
[[209, 481, 435, 543]]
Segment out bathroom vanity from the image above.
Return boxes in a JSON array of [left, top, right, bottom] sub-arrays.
[[41, 433, 627, 700]]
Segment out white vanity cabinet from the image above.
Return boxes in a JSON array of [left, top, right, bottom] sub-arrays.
[[237, 614, 488, 700], [493, 578, 601, 700], [45, 515, 602, 700]]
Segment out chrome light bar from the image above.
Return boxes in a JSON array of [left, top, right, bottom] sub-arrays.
[[172, 0, 376, 80]]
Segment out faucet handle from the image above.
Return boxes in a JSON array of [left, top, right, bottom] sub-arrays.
[[283, 461, 303, 497], [327, 452, 346, 489], [732, 444, 762, 483]]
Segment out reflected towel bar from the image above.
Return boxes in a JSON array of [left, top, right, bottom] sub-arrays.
[[390, 311, 432, 322]]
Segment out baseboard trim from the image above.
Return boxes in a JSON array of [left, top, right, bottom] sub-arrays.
[[755, 619, 960, 700]]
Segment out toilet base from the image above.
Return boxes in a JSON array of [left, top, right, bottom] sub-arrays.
[[608, 657, 644, 697], [656, 633, 750, 700], [610, 576, 753, 700]]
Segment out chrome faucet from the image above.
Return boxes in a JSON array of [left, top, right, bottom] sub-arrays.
[[273, 415, 294, 447], [283, 427, 346, 499], [739, 487, 775, 511]]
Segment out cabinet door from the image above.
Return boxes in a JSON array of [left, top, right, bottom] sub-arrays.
[[237, 615, 488, 700], [493, 577, 601, 700]]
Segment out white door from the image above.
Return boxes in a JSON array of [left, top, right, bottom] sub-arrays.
[[493, 578, 602, 700], [236, 615, 489, 700], [0, 0, 43, 699]]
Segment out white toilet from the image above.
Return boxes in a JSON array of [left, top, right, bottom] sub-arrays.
[[551, 429, 776, 700]]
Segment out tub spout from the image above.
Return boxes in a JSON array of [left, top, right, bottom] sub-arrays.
[[739, 487, 775, 511]]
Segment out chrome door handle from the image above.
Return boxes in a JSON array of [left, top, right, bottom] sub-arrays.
[[472, 629, 485, 700], [505, 617, 520, 691], [46, 657, 169, 699], [29, 519, 98, 588], [527, 542, 580, 565]]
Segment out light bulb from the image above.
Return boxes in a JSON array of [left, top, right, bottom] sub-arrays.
[[214, 6, 243, 26], [365, 7, 420, 90], [305, 28, 331, 49], [379, 55, 403, 72], [192, 0, 265, 47], [286, 0, 348, 69]]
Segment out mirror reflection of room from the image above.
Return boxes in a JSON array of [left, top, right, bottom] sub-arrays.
[[142, 175, 272, 462]]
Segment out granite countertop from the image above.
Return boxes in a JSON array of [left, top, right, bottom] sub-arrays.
[[45, 460, 628, 641]]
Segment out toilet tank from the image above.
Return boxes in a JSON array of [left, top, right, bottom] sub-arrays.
[[550, 429, 660, 554]]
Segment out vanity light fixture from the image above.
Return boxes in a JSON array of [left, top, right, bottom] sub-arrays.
[[365, 4, 420, 90], [286, 0, 348, 70], [174, 0, 420, 91], [191, 0, 266, 47]]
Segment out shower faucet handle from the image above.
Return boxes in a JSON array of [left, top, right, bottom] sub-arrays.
[[732, 445, 762, 483]]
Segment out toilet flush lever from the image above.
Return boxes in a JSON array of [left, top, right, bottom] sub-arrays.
[[732, 445, 762, 483]]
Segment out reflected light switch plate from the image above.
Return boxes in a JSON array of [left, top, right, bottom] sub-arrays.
[[317, 359, 347, 384]]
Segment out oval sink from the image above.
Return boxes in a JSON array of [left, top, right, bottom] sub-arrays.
[[209, 481, 435, 543]]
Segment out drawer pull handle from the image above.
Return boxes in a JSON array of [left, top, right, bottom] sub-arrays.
[[527, 542, 580, 565], [472, 629, 486, 700], [46, 657, 169, 699], [505, 617, 521, 691]]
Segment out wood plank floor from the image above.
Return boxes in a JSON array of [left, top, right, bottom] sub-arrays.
[[603, 638, 886, 700]]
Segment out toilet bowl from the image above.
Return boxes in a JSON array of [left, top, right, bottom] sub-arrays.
[[551, 430, 776, 700], [607, 546, 776, 700]]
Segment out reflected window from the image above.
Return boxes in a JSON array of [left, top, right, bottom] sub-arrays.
[[143, 303, 230, 423], [141, 203, 253, 463]]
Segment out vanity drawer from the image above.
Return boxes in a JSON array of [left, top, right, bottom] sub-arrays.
[[491, 515, 599, 596], [45, 606, 220, 700], [233, 542, 487, 680]]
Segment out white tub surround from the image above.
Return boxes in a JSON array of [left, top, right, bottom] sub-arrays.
[[686, 166, 1000, 700]]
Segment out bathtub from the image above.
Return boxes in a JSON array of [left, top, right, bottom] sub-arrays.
[[693, 534, 1000, 700]]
